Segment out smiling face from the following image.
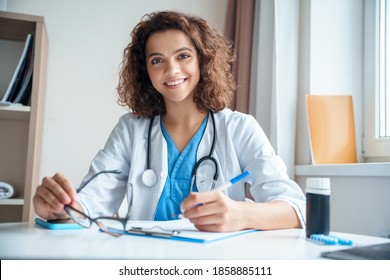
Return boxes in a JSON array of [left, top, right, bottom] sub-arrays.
[[145, 29, 200, 109]]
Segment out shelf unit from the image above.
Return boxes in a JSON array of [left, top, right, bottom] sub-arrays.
[[0, 11, 48, 223]]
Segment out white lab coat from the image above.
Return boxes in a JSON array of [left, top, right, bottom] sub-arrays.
[[77, 108, 306, 226]]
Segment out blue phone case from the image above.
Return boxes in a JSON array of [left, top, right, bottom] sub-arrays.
[[35, 217, 83, 230]]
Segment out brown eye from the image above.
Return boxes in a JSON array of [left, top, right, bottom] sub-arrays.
[[179, 53, 190, 60], [151, 57, 163, 65]]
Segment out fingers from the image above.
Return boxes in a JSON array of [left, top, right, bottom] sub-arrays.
[[181, 192, 248, 232], [34, 173, 76, 217], [181, 191, 221, 213], [181, 192, 230, 227], [52, 173, 77, 203], [33, 194, 66, 220]]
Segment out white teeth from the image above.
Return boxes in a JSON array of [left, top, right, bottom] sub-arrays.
[[166, 79, 184, 86]]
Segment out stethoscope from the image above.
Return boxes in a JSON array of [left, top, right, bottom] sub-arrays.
[[141, 110, 218, 189]]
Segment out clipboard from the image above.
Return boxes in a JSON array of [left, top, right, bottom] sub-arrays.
[[107, 219, 257, 243]]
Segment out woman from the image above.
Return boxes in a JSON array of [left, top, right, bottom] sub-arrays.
[[33, 11, 305, 232]]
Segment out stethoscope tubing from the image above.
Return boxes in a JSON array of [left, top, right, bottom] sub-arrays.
[[142, 110, 218, 188]]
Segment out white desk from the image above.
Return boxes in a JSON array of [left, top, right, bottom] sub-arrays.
[[0, 222, 389, 259]]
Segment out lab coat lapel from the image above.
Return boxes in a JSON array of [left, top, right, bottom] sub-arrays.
[[131, 116, 168, 220], [147, 115, 168, 217]]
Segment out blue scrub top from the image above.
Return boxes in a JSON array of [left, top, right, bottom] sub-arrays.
[[154, 115, 208, 221]]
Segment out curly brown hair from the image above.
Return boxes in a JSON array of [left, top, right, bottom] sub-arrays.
[[117, 10, 236, 117]]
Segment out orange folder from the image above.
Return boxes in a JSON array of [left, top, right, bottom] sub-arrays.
[[306, 95, 357, 164]]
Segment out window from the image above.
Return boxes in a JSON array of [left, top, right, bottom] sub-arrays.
[[379, 0, 390, 138], [364, 0, 390, 161]]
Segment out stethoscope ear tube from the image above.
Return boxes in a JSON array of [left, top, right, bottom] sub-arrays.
[[191, 155, 219, 181], [146, 116, 155, 172], [192, 111, 218, 181]]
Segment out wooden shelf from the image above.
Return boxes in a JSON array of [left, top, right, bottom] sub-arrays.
[[0, 104, 31, 112], [0, 198, 24, 206], [0, 11, 48, 223], [0, 104, 30, 120]]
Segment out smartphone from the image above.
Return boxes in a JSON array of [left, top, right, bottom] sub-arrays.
[[35, 217, 83, 230]]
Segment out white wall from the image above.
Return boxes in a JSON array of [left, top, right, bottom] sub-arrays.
[[296, 0, 364, 164], [7, 0, 390, 238], [295, 0, 390, 238], [7, 0, 229, 185], [296, 174, 390, 237]]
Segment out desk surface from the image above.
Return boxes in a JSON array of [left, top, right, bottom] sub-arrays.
[[0, 222, 389, 259]]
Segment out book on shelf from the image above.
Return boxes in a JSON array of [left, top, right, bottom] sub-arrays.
[[0, 33, 34, 106], [12, 45, 34, 105]]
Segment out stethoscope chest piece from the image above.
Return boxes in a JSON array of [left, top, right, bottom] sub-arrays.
[[142, 169, 158, 187]]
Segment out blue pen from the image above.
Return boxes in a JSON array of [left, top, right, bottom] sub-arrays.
[[173, 171, 251, 219], [213, 170, 251, 192]]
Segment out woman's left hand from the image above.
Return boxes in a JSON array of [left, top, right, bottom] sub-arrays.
[[180, 191, 248, 232]]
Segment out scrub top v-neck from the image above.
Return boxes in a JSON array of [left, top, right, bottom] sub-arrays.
[[154, 115, 208, 221]]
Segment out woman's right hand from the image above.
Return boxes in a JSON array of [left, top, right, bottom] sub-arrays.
[[33, 173, 78, 220]]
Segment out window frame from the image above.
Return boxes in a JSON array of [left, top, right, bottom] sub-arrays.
[[364, 0, 390, 161]]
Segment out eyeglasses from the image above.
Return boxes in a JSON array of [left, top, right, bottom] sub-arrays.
[[64, 204, 128, 237], [64, 169, 127, 237], [65, 204, 180, 238], [65, 169, 180, 238]]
